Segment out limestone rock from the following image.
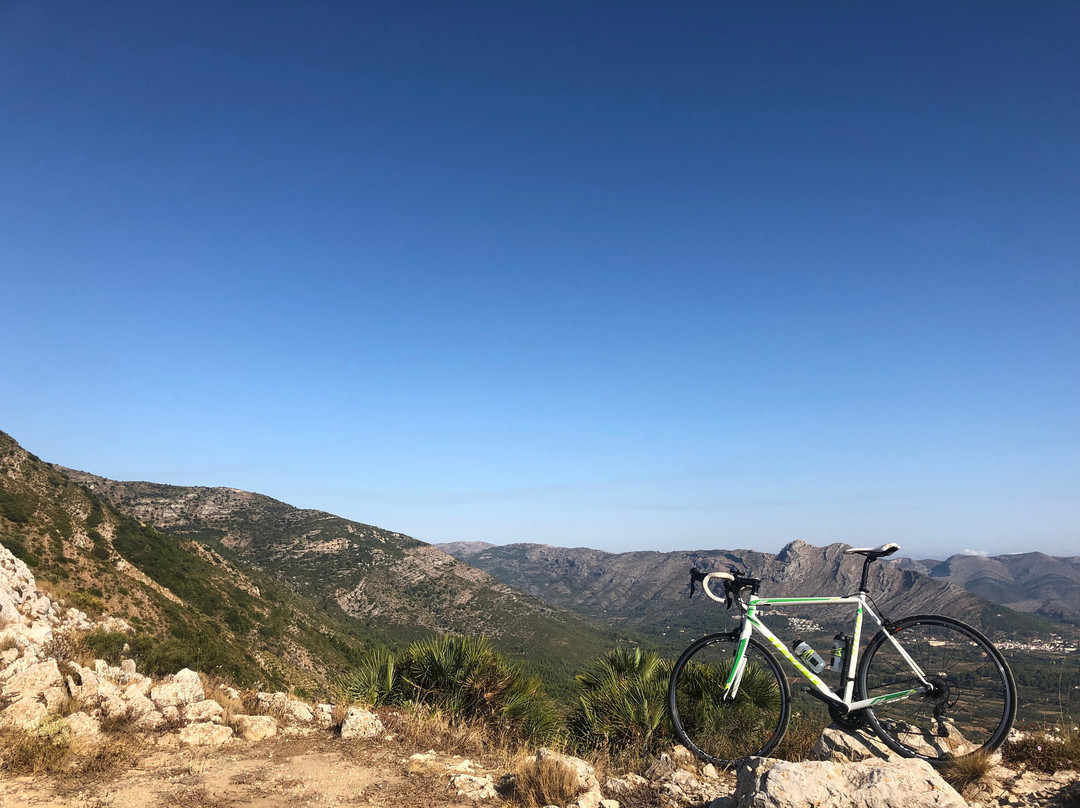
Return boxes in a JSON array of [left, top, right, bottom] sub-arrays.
[[183, 698, 225, 724], [256, 691, 314, 723], [811, 725, 898, 763], [0, 697, 48, 728], [450, 773, 498, 801], [1, 657, 61, 701], [64, 711, 102, 738], [733, 756, 966, 808], [150, 668, 205, 707], [535, 747, 601, 794], [604, 774, 649, 795], [313, 703, 334, 728], [178, 721, 233, 747], [339, 706, 383, 740], [231, 714, 278, 741]]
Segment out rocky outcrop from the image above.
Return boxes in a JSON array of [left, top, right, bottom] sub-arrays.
[[732, 756, 967, 808]]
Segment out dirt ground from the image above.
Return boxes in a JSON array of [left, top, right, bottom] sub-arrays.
[[0, 734, 489, 808]]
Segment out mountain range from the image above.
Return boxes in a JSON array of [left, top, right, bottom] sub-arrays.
[[0, 431, 622, 695], [2, 428, 1074, 705], [436, 540, 1069, 653]]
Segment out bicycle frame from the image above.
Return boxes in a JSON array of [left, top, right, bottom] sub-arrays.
[[727, 592, 933, 713]]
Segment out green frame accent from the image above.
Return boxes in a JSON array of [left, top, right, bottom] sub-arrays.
[[718, 590, 929, 714]]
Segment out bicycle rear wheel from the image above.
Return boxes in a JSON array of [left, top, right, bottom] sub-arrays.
[[858, 615, 1016, 765], [668, 632, 790, 767]]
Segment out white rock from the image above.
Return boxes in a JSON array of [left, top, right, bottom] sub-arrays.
[[1, 657, 61, 700], [183, 699, 225, 724], [535, 747, 600, 794], [0, 697, 48, 728], [340, 707, 383, 740], [178, 721, 233, 747], [450, 774, 498, 801], [313, 703, 334, 728], [732, 756, 966, 808], [811, 725, 900, 763], [230, 714, 278, 741], [64, 711, 102, 738], [150, 668, 205, 707]]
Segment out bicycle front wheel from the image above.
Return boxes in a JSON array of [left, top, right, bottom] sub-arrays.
[[668, 632, 790, 767], [858, 615, 1016, 765]]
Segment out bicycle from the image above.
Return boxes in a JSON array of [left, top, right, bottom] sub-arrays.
[[667, 543, 1017, 767]]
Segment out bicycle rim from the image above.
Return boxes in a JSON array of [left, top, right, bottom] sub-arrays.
[[668, 633, 790, 767], [858, 615, 1016, 764]]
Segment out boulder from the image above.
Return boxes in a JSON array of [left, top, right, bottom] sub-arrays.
[[0, 697, 48, 728], [230, 714, 278, 741], [64, 711, 102, 738], [339, 707, 383, 740], [256, 691, 314, 723], [178, 721, 233, 747], [732, 757, 966, 808], [450, 773, 498, 801], [313, 703, 334, 728], [1, 657, 61, 701], [811, 725, 898, 763], [183, 699, 225, 724], [535, 748, 601, 794], [150, 668, 205, 707]]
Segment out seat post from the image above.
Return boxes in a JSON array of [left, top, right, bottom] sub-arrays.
[[859, 556, 873, 593]]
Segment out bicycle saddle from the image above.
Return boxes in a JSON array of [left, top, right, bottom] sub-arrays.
[[844, 542, 900, 560]]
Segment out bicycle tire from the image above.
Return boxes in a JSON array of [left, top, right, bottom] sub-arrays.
[[668, 632, 790, 767], [858, 614, 1016, 765]]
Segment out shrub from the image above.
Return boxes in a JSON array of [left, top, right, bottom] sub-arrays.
[[340, 634, 560, 744], [0, 718, 72, 776], [567, 647, 673, 754], [941, 750, 996, 795], [1002, 726, 1080, 773], [513, 756, 582, 807]]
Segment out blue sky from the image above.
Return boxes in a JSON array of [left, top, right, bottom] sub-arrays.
[[2, 2, 1077, 559]]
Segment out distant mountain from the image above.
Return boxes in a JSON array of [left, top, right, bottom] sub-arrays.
[[897, 552, 1080, 626], [437, 540, 1062, 651], [60, 469, 626, 680]]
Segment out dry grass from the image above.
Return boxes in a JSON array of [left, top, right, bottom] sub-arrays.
[[66, 736, 140, 781], [512, 756, 583, 808], [55, 692, 89, 718], [772, 707, 830, 762], [0, 724, 73, 777], [1003, 725, 1080, 774], [204, 679, 248, 727], [941, 750, 996, 795], [330, 702, 350, 729], [40, 632, 92, 667], [98, 705, 140, 735]]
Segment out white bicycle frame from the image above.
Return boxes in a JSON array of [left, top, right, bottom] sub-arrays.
[[702, 573, 933, 713]]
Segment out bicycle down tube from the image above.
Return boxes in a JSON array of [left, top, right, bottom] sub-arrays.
[[719, 591, 932, 714]]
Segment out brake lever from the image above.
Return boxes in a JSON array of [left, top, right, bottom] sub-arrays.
[[688, 567, 706, 598]]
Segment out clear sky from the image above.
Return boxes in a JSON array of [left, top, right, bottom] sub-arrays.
[[2, 2, 1077, 560]]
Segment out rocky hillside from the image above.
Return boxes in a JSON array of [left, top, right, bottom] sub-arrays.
[[895, 553, 1080, 626], [58, 464, 627, 682], [437, 540, 1058, 651], [0, 431, 390, 690], [4, 541, 1076, 808]]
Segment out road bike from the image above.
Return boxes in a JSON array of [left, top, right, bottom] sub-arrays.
[[666, 543, 1017, 767]]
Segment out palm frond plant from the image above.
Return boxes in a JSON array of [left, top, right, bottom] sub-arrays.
[[568, 647, 674, 755]]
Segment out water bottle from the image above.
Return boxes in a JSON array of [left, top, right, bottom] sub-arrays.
[[830, 633, 848, 673], [793, 639, 827, 673]]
